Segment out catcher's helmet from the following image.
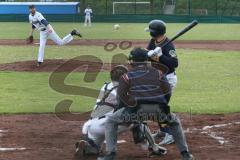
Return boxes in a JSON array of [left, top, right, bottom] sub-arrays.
[[128, 47, 148, 62], [110, 65, 128, 82], [146, 20, 166, 38]]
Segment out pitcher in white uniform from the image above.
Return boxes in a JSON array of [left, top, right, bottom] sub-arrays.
[[28, 5, 82, 66], [84, 5, 93, 26]]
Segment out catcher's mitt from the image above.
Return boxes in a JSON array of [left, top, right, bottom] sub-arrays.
[[26, 35, 34, 44]]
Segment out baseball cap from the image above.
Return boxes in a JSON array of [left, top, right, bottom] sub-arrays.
[[29, 5, 35, 9]]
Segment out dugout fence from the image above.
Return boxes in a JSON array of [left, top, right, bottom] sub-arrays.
[[0, 0, 240, 23], [76, 0, 240, 16]]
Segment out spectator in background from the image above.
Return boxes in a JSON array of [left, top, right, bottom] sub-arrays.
[[84, 5, 93, 27]]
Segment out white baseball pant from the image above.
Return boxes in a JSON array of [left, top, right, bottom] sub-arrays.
[[38, 30, 73, 63], [166, 72, 177, 91], [84, 15, 92, 26], [82, 117, 130, 148]]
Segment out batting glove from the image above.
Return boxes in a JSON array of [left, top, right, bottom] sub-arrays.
[[153, 47, 163, 57], [147, 47, 163, 57], [147, 50, 155, 57]]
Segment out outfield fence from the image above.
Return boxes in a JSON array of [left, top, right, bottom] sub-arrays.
[[1, 14, 240, 23], [5, 0, 239, 16], [0, 0, 240, 23], [80, 0, 240, 17]]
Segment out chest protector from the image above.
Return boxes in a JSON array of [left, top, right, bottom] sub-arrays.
[[90, 83, 118, 119]]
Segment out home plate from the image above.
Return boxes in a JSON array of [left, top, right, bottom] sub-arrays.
[[0, 129, 8, 133], [0, 129, 8, 137], [0, 148, 26, 151], [117, 140, 127, 144], [104, 140, 126, 144]]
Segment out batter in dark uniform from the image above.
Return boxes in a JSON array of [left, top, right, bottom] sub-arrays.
[[146, 20, 178, 145]]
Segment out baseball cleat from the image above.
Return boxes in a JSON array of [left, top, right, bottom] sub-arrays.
[[36, 62, 42, 67], [181, 151, 194, 160], [75, 140, 88, 158], [97, 152, 116, 160], [71, 29, 82, 37], [159, 133, 175, 145], [149, 145, 167, 157]]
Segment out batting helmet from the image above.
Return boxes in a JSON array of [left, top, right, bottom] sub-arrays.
[[146, 20, 166, 38]]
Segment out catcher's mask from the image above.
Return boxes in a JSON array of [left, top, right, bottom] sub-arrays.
[[110, 65, 128, 82]]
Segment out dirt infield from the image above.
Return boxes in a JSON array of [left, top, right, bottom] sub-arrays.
[[0, 39, 239, 51], [0, 113, 239, 160], [0, 39, 239, 72]]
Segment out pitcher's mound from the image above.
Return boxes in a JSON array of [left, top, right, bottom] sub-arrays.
[[0, 59, 113, 72]]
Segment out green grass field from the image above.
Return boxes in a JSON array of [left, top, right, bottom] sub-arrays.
[[0, 22, 240, 40], [0, 22, 239, 114], [0, 44, 239, 114], [0, 45, 118, 64]]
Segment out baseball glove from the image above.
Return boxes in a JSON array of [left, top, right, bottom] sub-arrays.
[[26, 35, 34, 44]]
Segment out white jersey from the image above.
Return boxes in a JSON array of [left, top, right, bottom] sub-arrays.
[[90, 82, 118, 119], [30, 11, 75, 63], [29, 11, 46, 31], [81, 81, 132, 148], [84, 8, 92, 17], [94, 82, 118, 109]]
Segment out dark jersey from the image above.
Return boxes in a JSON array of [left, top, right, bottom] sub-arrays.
[[118, 64, 170, 108], [147, 37, 178, 74]]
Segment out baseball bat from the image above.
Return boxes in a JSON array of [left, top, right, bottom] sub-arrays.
[[161, 20, 198, 48]]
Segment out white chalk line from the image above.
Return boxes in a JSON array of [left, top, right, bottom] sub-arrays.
[[185, 121, 240, 145], [0, 129, 27, 152], [104, 140, 127, 144], [0, 129, 8, 133], [0, 148, 27, 151], [1, 122, 239, 151], [0, 129, 8, 137]]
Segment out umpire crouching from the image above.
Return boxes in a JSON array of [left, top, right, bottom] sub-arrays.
[[99, 47, 194, 160]]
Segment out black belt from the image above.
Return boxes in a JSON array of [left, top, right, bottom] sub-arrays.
[[98, 115, 106, 119], [96, 102, 116, 108], [90, 115, 106, 120], [41, 28, 46, 31]]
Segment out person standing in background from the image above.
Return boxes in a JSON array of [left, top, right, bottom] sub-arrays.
[[84, 5, 93, 27]]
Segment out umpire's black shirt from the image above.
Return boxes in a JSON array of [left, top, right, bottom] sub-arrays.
[[147, 37, 178, 74], [117, 64, 171, 108]]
